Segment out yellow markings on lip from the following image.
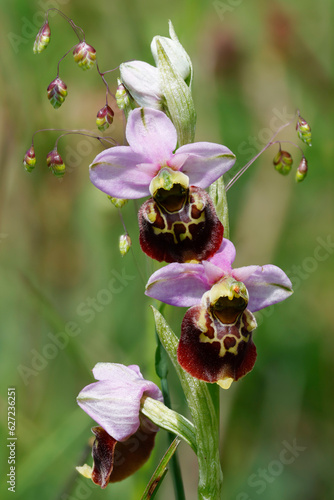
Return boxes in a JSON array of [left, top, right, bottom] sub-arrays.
[[199, 331, 239, 356], [151, 208, 205, 244], [197, 307, 209, 333], [198, 310, 253, 358], [146, 204, 157, 223], [191, 191, 204, 211]]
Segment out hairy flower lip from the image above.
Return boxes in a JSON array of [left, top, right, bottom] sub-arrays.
[[139, 185, 224, 263], [177, 304, 258, 387]]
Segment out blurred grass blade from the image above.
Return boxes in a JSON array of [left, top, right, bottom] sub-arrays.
[[140, 438, 181, 500]]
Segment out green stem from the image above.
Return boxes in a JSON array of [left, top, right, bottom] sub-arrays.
[[155, 306, 186, 500], [152, 307, 223, 499]]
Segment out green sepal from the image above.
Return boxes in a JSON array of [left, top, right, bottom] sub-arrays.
[[167, 20, 193, 88], [156, 40, 196, 146]]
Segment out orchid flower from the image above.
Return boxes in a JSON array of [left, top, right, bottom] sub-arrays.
[[90, 107, 236, 262], [145, 239, 293, 388], [76, 363, 163, 487], [119, 20, 192, 110]]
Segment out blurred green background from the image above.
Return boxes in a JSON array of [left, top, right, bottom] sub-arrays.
[[0, 0, 333, 499]]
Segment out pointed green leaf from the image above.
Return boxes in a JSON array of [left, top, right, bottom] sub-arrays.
[[140, 438, 181, 500], [151, 306, 224, 499]]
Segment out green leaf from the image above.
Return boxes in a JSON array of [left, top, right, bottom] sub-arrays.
[[151, 307, 223, 500], [140, 438, 181, 500]]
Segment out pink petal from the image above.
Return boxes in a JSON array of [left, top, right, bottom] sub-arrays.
[[207, 239, 236, 273], [77, 363, 163, 441], [126, 108, 177, 165], [176, 142, 236, 188], [89, 147, 152, 198], [232, 265, 293, 312], [202, 261, 225, 285], [145, 263, 210, 307]]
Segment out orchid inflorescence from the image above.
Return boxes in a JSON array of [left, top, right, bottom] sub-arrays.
[[25, 12, 312, 499]]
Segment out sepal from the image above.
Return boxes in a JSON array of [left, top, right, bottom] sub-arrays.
[[151, 21, 192, 84], [155, 39, 196, 146]]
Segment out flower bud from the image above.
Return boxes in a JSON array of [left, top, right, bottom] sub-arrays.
[[73, 42, 97, 70], [46, 149, 65, 178], [151, 34, 191, 83], [119, 234, 131, 256], [96, 105, 114, 132], [108, 196, 128, 209], [119, 62, 162, 110], [33, 23, 51, 54], [47, 78, 68, 109], [23, 146, 36, 172], [273, 150, 293, 175], [295, 157, 308, 183], [296, 114, 312, 146]]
